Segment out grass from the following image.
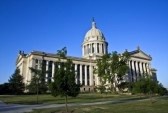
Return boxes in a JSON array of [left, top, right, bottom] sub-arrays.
[[1, 93, 168, 113], [0, 93, 137, 104], [29, 96, 168, 113]]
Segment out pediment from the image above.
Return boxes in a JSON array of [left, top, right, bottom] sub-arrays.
[[130, 50, 152, 60]]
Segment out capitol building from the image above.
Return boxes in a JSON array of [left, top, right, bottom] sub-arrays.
[[16, 20, 157, 92]]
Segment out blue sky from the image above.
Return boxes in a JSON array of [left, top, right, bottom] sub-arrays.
[[0, 0, 168, 87]]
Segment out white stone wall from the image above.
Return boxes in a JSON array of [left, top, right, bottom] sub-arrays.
[[16, 50, 153, 92]]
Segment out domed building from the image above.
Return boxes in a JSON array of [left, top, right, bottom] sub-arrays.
[[16, 20, 157, 92], [82, 19, 108, 59]]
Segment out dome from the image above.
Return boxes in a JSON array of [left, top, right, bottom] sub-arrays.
[[84, 20, 105, 42], [82, 19, 108, 59]]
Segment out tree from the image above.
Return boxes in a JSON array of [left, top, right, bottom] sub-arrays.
[[50, 47, 80, 113], [26, 74, 39, 94], [27, 60, 48, 103], [132, 75, 167, 96], [95, 50, 130, 93], [94, 54, 110, 93], [8, 68, 25, 95], [27, 60, 48, 94], [0, 83, 11, 94], [157, 83, 168, 96], [109, 51, 130, 92]]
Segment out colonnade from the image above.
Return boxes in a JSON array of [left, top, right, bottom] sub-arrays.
[[31, 58, 151, 86], [83, 42, 106, 55], [129, 60, 151, 82], [33, 59, 95, 86]]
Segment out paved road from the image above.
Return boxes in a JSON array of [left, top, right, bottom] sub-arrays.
[[0, 97, 157, 113]]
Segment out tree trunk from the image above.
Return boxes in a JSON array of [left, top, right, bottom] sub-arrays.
[[65, 95, 68, 113]]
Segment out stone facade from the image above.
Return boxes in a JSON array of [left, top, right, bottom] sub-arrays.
[[16, 20, 157, 92]]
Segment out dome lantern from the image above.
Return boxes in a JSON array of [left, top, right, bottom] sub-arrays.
[[92, 18, 96, 28]]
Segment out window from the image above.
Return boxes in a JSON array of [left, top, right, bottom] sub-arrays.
[[92, 43, 94, 53], [35, 59, 38, 64], [77, 64, 80, 84], [102, 44, 104, 54], [97, 43, 99, 53], [87, 65, 90, 86], [82, 65, 85, 85]]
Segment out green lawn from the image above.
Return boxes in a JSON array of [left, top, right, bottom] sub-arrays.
[[1, 94, 168, 113], [0, 93, 137, 104], [30, 96, 168, 113]]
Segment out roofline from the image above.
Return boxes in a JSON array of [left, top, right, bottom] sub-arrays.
[[128, 49, 152, 60], [30, 51, 95, 63]]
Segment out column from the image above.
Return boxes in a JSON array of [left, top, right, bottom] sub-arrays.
[[75, 64, 77, 83], [52, 62, 55, 82], [45, 61, 49, 82], [142, 62, 146, 74], [90, 44, 92, 53], [90, 65, 93, 86], [85, 65, 87, 86], [146, 63, 150, 75], [99, 43, 102, 53], [128, 61, 132, 82], [80, 64, 82, 85], [135, 61, 139, 80], [139, 62, 143, 77], [145, 63, 148, 74], [131, 60, 136, 81], [95, 43, 97, 53]]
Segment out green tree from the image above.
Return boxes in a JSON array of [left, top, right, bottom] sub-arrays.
[[94, 54, 110, 93], [157, 83, 168, 96], [8, 68, 25, 95], [26, 74, 39, 94], [132, 75, 166, 96], [27, 60, 48, 104], [0, 83, 11, 94], [109, 51, 130, 92], [28, 60, 48, 94], [50, 47, 80, 113], [95, 51, 130, 93]]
